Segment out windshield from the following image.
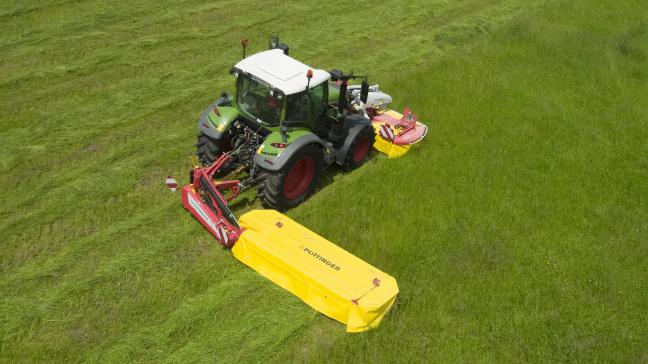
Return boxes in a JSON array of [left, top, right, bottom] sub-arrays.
[[237, 74, 282, 126]]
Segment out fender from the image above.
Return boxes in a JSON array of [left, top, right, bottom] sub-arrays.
[[198, 103, 238, 140], [333, 114, 372, 164], [254, 133, 326, 171]]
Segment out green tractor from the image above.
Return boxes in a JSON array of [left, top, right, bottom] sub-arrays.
[[196, 37, 391, 210]]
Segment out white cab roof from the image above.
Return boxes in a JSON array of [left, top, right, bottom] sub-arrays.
[[233, 49, 330, 95]]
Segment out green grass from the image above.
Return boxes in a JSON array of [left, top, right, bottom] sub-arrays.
[[1, 0, 647, 362]]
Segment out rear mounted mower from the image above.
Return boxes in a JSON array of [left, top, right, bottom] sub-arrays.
[[181, 154, 399, 332]]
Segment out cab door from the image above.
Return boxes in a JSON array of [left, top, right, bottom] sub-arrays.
[[283, 82, 328, 132]]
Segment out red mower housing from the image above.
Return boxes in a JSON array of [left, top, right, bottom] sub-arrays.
[[181, 154, 243, 248]]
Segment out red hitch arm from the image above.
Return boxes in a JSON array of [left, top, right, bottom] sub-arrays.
[[182, 154, 243, 248]]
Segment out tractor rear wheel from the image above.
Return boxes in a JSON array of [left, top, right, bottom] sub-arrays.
[[258, 144, 324, 211], [196, 132, 223, 165], [343, 124, 375, 171]]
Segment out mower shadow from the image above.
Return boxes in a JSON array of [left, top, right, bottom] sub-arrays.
[[227, 195, 258, 212]]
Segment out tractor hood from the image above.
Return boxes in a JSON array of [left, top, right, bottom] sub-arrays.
[[233, 49, 330, 95]]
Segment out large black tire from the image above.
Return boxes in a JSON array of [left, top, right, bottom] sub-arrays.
[[196, 132, 229, 166], [343, 124, 375, 171], [258, 144, 324, 211]]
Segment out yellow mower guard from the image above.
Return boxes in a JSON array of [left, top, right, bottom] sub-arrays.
[[232, 210, 399, 332], [372, 134, 411, 158]]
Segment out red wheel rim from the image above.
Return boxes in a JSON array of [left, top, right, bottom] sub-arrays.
[[283, 157, 315, 200], [353, 138, 370, 163]]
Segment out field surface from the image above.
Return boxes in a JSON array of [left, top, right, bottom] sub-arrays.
[[1, 0, 647, 362]]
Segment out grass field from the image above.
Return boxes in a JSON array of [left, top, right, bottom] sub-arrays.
[[1, 0, 647, 362]]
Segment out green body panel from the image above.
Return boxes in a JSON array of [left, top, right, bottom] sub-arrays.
[[257, 128, 316, 158], [207, 106, 239, 133]]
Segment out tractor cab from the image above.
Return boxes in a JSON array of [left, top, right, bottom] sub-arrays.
[[231, 49, 331, 132]]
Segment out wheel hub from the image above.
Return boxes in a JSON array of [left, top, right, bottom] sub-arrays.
[[353, 137, 370, 163], [283, 157, 315, 200]]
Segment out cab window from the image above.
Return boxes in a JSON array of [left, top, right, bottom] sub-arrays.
[[285, 83, 326, 123], [237, 75, 282, 125]]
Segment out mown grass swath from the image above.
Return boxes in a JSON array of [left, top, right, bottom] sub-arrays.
[[1, 0, 647, 362]]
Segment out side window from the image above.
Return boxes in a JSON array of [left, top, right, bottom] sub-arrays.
[[284, 83, 326, 122], [308, 83, 325, 121], [285, 91, 309, 121]]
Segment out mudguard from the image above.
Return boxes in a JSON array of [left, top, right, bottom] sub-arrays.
[[198, 104, 239, 140], [333, 114, 372, 164], [253, 133, 327, 171]]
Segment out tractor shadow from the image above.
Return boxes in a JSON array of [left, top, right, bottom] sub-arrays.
[[224, 150, 380, 214], [313, 149, 382, 197]]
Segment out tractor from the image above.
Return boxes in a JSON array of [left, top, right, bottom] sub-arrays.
[[180, 37, 420, 331], [195, 36, 393, 210]]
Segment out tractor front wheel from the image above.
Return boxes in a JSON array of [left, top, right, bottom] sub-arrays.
[[343, 124, 375, 171], [258, 144, 324, 211]]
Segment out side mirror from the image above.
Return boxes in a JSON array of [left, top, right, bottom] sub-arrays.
[[269, 35, 279, 49], [329, 69, 343, 81], [360, 79, 369, 104], [268, 35, 289, 55]]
